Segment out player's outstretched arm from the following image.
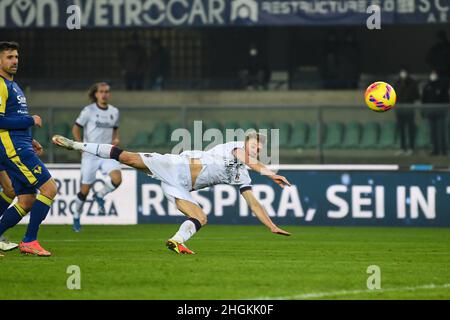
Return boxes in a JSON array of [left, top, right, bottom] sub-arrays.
[[241, 189, 291, 236], [233, 148, 291, 188]]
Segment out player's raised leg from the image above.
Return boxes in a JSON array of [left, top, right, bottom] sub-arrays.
[[166, 199, 208, 255], [52, 135, 150, 172]]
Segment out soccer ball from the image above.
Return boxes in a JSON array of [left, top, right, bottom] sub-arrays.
[[364, 81, 397, 112]]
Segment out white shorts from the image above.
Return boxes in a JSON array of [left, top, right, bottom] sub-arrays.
[[139, 152, 197, 205], [81, 154, 122, 185]]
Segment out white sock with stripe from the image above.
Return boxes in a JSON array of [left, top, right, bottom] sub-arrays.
[[96, 177, 117, 198], [73, 143, 114, 159], [171, 219, 201, 243]]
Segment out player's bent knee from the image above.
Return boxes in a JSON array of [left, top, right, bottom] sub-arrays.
[[39, 179, 58, 199]]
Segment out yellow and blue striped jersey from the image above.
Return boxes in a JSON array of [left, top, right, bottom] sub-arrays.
[[0, 76, 35, 152]]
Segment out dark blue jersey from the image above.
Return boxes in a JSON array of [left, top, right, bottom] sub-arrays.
[[0, 76, 50, 190]]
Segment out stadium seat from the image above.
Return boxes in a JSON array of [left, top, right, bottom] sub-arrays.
[[203, 121, 222, 148], [416, 121, 431, 149], [53, 123, 70, 138], [32, 125, 49, 148], [288, 122, 308, 149], [150, 122, 169, 147], [323, 122, 344, 149], [274, 121, 291, 149], [305, 123, 322, 149], [221, 121, 241, 141], [258, 121, 273, 132], [342, 122, 361, 149], [130, 131, 151, 149], [240, 121, 258, 132], [205, 121, 222, 132], [377, 122, 398, 149], [360, 122, 380, 149]]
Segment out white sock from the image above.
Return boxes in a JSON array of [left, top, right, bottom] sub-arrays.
[[96, 177, 117, 198], [74, 142, 114, 159], [171, 220, 198, 244], [73, 195, 85, 219]]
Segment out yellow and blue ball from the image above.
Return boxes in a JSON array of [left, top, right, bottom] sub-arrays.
[[364, 81, 397, 112]]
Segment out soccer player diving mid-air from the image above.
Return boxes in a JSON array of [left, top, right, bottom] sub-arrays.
[[52, 131, 291, 254]]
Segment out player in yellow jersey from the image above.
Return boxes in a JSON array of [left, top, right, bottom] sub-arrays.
[[0, 41, 57, 256]]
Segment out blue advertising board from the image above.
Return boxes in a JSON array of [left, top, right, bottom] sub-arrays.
[[0, 0, 448, 28], [137, 169, 450, 227]]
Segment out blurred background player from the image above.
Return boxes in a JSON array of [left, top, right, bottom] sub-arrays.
[[52, 132, 291, 254], [421, 70, 450, 156], [0, 41, 57, 256], [71, 82, 122, 232], [394, 66, 420, 156]]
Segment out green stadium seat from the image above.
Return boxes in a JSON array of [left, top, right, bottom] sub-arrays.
[[32, 125, 49, 148], [222, 121, 240, 141], [54, 123, 70, 138], [342, 122, 361, 149], [205, 121, 222, 132], [305, 123, 322, 149], [274, 121, 291, 149], [150, 122, 169, 147], [323, 122, 344, 149], [169, 122, 184, 148], [258, 121, 273, 131], [288, 122, 308, 149], [360, 122, 380, 149], [416, 121, 431, 149], [203, 121, 223, 149], [240, 121, 257, 132], [129, 131, 151, 149], [377, 122, 397, 149]]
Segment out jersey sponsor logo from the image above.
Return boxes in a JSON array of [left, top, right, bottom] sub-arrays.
[[95, 120, 115, 128], [17, 95, 27, 105]]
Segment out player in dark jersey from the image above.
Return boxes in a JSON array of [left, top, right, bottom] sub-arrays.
[[0, 41, 57, 256]]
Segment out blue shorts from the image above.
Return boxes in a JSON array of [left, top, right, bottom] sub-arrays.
[[1, 149, 52, 195]]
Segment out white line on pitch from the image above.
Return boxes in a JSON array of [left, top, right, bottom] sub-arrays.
[[252, 283, 450, 300]]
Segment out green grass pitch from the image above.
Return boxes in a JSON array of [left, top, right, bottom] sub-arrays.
[[1, 225, 449, 300]]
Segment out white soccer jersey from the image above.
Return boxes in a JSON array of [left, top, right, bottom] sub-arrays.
[[180, 141, 252, 191], [75, 103, 119, 144]]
